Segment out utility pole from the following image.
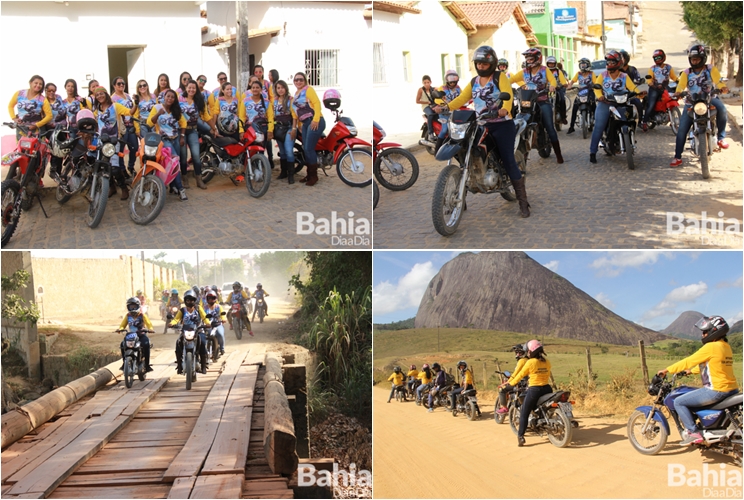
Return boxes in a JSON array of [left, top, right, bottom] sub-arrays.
[[196, 251, 200, 286], [437, 325, 440, 352], [628, 2, 635, 56], [236, 2, 251, 99], [601, 2, 606, 56]]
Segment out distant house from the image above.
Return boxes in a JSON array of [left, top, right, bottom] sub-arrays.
[[586, 1, 640, 55]]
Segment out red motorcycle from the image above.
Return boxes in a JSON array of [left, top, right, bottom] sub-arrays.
[[643, 76, 681, 134], [373, 121, 418, 191], [1, 122, 52, 247], [293, 96, 372, 187], [418, 89, 470, 156], [199, 122, 271, 198]]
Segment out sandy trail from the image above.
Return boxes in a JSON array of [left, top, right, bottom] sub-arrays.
[[372, 386, 736, 498]]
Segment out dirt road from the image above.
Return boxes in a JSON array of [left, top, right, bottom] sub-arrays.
[[372, 386, 736, 499]]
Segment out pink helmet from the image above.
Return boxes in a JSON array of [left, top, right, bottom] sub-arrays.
[[323, 89, 341, 100], [76, 109, 94, 122], [75, 109, 98, 133], [444, 69, 459, 83], [526, 340, 543, 356], [323, 89, 341, 111]]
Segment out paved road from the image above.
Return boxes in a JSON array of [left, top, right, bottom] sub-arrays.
[[3, 164, 372, 249], [373, 120, 743, 249]]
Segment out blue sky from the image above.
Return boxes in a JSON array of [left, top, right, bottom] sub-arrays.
[[373, 251, 743, 332]]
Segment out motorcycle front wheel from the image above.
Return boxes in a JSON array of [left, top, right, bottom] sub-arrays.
[[200, 150, 219, 184], [537, 129, 552, 158], [246, 153, 271, 198], [129, 175, 166, 225], [581, 111, 589, 139], [373, 180, 379, 209], [669, 107, 681, 135], [124, 358, 134, 388], [374, 147, 419, 191], [185, 352, 193, 390], [1, 179, 22, 247], [623, 130, 635, 170], [494, 402, 506, 424], [509, 405, 520, 436], [627, 409, 668, 455], [234, 316, 243, 340], [337, 148, 373, 187], [431, 164, 464, 237], [546, 408, 573, 448], [56, 181, 73, 205], [87, 174, 109, 229], [699, 131, 710, 179]]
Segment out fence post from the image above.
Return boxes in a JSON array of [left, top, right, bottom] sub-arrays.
[[586, 348, 593, 385], [482, 362, 487, 390], [639, 340, 649, 386]]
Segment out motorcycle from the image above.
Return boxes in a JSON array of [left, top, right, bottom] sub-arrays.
[[204, 316, 221, 363], [493, 370, 528, 425], [254, 296, 267, 324], [1, 122, 52, 246], [431, 94, 517, 237], [593, 83, 643, 170], [508, 388, 576, 448], [643, 76, 681, 134], [452, 387, 481, 421], [550, 86, 569, 132], [418, 90, 470, 156], [172, 324, 207, 390], [164, 304, 180, 334], [229, 300, 247, 340], [627, 372, 742, 465], [199, 122, 271, 197], [392, 383, 407, 402], [373, 180, 379, 209], [116, 327, 152, 388], [373, 121, 419, 191], [293, 99, 372, 187], [515, 88, 552, 159], [574, 86, 596, 139], [677, 88, 721, 179], [425, 384, 454, 410]]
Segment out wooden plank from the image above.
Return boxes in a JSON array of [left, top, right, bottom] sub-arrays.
[[189, 474, 244, 499], [167, 476, 197, 499], [162, 351, 246, 481], [5, 361, 176, 498], [104, 438, 188, 449], [201, 365, 258, 475], [243, 480, 290, 493], [243, 346, 266, 366], [135, 410, 203, 419], [75, 445, 182, 473], [49, 484, 171, 499], [62, 470, 164, 486]]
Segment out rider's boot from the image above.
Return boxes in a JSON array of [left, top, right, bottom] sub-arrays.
[[551, 141, 564, 164], [434, 137, 444, 154], [512, 177, 531, 218], [305, 163, 319, 187], [278, 159, 288, 180], [287, 160, 295, 185]]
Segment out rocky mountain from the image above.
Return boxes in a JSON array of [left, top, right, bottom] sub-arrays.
[[660, 311, 706, 340], [414, 252, 667, 346], [730, 320, 743, 335]]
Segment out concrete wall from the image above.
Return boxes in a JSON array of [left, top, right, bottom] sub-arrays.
[[31, 256, 177, 324], [469, 17, 533, 76], [1, 252, 40, 379]]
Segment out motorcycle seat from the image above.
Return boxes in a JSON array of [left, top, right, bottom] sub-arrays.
[[706, 393, 742, 410], [213, 136, 239, 147], [461, 389, 477, 397]]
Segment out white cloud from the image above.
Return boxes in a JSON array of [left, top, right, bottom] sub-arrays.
[[594, 292, 615, 309], [642, 281, 708, 321], [729, 311, 743, 325], [590, 251, 673, 277], [373, 262, 439, 316], [716, 276, 743, 289], [544, 260, 559, 272]]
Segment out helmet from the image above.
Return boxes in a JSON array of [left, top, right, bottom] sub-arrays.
[[50, 128, 75, 158], [323, 89, 341, 111], [171, 288, 178, 294], [546, 56, 557, 68], [233, 281, 242, 291], [652, 49, 666, 65], [526, 339, 544, 358], [136, 290, 142, 295], [76, 108, 98, 134], [497, 58, 509, 70], [126, 297, 141, 315], [688, 44, 707, 71], [522, 48, 542, 69], [473, 46, 498, 77], [457, 360, 467, 370], [422, 363, 430, 370], [192, 285, 200, 295], [647, 374, 665, 396], [206, 290, 217, 302], [696, 315, 729, 344], [605, 50, 623, 71], [410, 364, 416, 370], [256, 283, 263, 289], [183, 290, 198, 305], [619, 49, 630, 66], [521, 61, 527, 69], [211, 285, 219, 293], [511, 344, 526, 359], [432, 362, 441, 371], [444, 69, 459, 85], [393, 366, 401, 374], [578, 58, 591, 71]]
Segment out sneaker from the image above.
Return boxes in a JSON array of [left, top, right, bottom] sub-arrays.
[[680, 432, 704, 446], [566, 127, 575, 135], [641, 122, 648, 132], [249, 331, 254, 337], [717, 140, 729, 149], [177, 367, 183, 375], [589, 153, 597, 164], [427, 408, 434, 413], [179, 189, 188, 201], [669, 158, 683, 167], [496, 407, 508, 415], [146, 365, 154, 372], [220, 349, 225, 355], [518, 436, 526, 447]]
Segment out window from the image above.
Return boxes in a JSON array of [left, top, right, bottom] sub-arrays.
[[305, 49, 339, 87], [402, 51, 411, 83], [373, 43, 386, 84], [441, 54, 449, 82], [455, 54, 464, 77]]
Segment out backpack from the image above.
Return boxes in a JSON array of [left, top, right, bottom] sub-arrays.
[[444, 370, 456, 386]]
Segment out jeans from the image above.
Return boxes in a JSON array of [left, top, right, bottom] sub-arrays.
[[275, 128, 295, 162], [449, 384, 473, 409], [518, 384, 553, 438], [388, 384, 405, 402], [196, 118, 212, 136], [416, 383, 427, 401], [438, 121, 449, 140], [482, 120, 522, 181], [122, 127, 139, 172], [301, 117, 326, 165], [428, 386, 441, 408], [162, 138, 184, 191], [674, 99, 728, 158], [213, 324, 225, 351], [644, 87, 662, 123], [537, 101, 559, 143], [138, 124, 153, 138], [180, 129, 202, 177], [555, 88, 567, 121], [498, 384, 516, 407], [590, 102, 612, 154], [674, 387, 740, 433], [424, 106, 437, 136]]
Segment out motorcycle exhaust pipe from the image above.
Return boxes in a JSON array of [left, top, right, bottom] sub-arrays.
[[419, 139, 436, 148]]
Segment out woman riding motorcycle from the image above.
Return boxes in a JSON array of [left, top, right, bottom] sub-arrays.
[[427, 362, 447, 413], [618, 50, 646, 129], [406, 364, 419, 394], [433, 46, 531, 218], [225, 281, 253, 337], [387, 366, 406, 403], [169, 289, 210, 374], [657, 316, 739, 445], [416, 363, 432, 403], [449, 360, 475, 412], [566, 58, 596, 135], [432, 69, 462, 154], [643, 49, 678, 131], [117, 297, 154, 372], [546, 56, 569, 126], [496, 343, 528, 414], [202, 289, 227, 356]]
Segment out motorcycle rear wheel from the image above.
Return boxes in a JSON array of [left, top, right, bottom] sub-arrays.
[[56, 180, 73, 205], [200, 150, 219, 184], [246, 154, 271, 198], [627, 409, 668, 455], [124, 358, 134, 388], [337, 148, 373, 188], [509, 405, 520, 436], [466, 401, 478, 421], [546, 408, 573, 448], [129, 175, 166, 225], [185, 352, 193, 390], [431, 164, 464, 237], [700, 132, 710, 179], [86, 175, 109, 229], [494, 402, 507, 424], [374, 147, 419, 191], [1, 179, 22, 247], [373, 180, 379, 209]]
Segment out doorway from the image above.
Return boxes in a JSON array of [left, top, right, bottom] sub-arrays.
[[107, 46, 146, 93]]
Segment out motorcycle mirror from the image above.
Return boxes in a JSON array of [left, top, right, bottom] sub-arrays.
[[430, 89, 445, 99], [645, 75, 652, 80], [498, 92, 511, 101], [593, 84, 602, 90]]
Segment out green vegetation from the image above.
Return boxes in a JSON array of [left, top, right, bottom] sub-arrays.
[[1, 269, 40, 328], [373, 317, 415, 331]]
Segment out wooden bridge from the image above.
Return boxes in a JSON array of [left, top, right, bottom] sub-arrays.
[[1, 346, 316, 499]]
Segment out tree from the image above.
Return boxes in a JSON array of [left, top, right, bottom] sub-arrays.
[[681, 1, 743, 85], [1, 270, 40, 331], [291, 252, 372, 313]]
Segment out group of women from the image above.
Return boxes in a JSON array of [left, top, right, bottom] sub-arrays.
[[6, 64, 329, 204]]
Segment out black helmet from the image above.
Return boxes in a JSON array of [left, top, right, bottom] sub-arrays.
[[497, 58, 509, 70], [619, 49, 631, 66], [696, 315, 728, 344], [688, 44, 707, 71], [233, 281, 242, 291], [511, 344, 526, 359], [473, 46, 498, 78], [183, 289, 198, 305], [192, 285, 200, 295], [393, 366, 401, 373], [126, 296, 141, 315], [457, 360, 467, 370], [578, 58, 591, 71], [648, 374, 665, 396], [432, 362, 441, 371]]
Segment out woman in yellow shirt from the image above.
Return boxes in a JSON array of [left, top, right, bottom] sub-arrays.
[[179, 80, 212, 190], [496, 344, 528, 415], [8, 75, 52, 140], [147, 89, 189, 201], [292, 72, 325, 186], [501, 340, 552, 446], [416, 363, 433, 403], [657, 316, 739, 445], [387, 366, 406, 403], [449, 360, 475, 411]]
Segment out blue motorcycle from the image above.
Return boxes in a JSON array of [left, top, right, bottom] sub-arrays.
[[627, 372, 742, 465]]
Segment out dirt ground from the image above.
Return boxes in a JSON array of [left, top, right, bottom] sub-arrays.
[[372, 385, 738, 499]]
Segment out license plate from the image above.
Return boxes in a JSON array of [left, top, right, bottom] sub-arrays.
[[579, 97, 588, 102], [559, 402, 574, 419], [521, 101, 532, 108]]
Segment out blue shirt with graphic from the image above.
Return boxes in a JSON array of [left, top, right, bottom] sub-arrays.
[[599, 70, 629, 98], [472, 75, 510, 123], [152, 104, 181, 139], [15, 90, 46, 125], [112, 93, 134, 127]]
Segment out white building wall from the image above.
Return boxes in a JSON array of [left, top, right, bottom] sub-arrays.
[[373, 3, 470, 135], [1, 2, 203, 124], [489, 17, 532, 72]]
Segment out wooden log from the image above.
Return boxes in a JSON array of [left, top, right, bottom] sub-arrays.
[[1, 360, 122, 450], [263, 353, 283, 385], [263, 379, 298, 475]]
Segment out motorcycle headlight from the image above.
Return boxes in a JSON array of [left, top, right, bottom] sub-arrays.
[[694, 102, 708, 116], [144, 145, 158, 157], [184, 330, 196, 341], [579, 96, 588, 102], [614, 95, 628, 104], [347, 125, 357, 136], [254, 132, 264, 143], [126, 340, 136, 348], [102, 143, 116, 158], [449, 121, 469, 140]]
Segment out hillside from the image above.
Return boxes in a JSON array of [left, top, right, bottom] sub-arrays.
[[660, 310, 705, 340], [414, 252, 667, 346]]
